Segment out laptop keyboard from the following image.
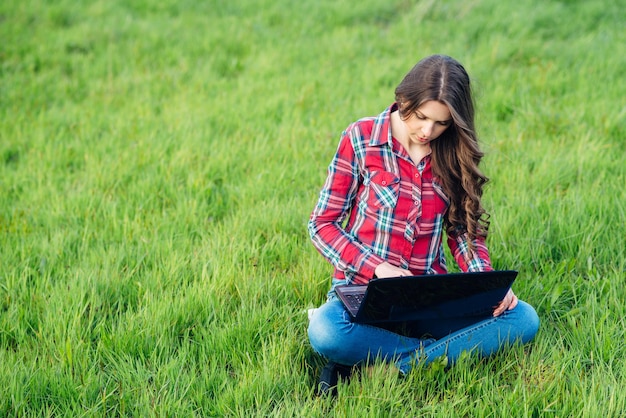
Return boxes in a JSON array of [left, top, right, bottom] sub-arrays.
[[343, 293, 365, 310]]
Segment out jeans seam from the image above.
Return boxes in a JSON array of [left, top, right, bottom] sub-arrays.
[[434, 316, 499, 346]]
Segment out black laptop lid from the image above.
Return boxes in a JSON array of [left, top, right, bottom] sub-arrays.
[[355, 270, 517, 323]]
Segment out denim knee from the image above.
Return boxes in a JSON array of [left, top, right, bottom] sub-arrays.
[[514, 300, 540, 343], [307, 301, 352, 361]]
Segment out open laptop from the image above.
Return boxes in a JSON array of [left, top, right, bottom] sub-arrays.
[[335, 270, 517, 324]]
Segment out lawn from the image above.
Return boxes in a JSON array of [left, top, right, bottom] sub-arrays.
[[1, 0, 625, 416]]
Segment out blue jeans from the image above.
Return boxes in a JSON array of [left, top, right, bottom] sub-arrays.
[[308, 287, 539, 375]]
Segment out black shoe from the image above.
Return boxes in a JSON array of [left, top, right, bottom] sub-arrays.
[[317, 361, 353, 397]]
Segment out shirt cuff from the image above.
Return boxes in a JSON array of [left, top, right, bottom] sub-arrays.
[[356, 252, 386, 280]]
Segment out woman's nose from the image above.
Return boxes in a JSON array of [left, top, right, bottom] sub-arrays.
[[422, 123, 434, 137]]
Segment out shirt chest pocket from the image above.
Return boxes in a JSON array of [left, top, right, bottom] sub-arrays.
[[364, 171, 400, 209]]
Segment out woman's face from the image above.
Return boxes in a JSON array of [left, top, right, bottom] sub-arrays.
[[402, 100, 452, 147]]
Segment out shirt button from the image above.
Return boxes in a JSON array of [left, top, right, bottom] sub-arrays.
[[381, 180, 387, 186]]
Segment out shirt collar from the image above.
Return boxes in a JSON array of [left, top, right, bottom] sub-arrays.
[[368, 103, 398, 147]]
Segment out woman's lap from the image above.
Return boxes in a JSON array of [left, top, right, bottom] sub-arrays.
[[308, 298, 539, 374]]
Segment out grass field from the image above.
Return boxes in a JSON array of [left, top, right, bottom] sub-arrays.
[[1, 0, 625, 416]]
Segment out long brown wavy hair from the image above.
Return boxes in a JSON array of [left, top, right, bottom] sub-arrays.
[[395, 55, 490, 243]]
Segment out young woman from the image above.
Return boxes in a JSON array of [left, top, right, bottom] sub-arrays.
[[307, 55, 539, 394]]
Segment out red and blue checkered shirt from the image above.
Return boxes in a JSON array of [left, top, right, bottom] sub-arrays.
[[308, 104, 492, 285]]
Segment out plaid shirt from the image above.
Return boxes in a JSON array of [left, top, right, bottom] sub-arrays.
[[308, 104, 492, 285]]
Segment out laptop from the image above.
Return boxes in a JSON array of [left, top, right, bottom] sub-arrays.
[[335, 270, 517, 324]]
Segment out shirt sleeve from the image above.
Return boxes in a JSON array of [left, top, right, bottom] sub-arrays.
[[447, 230, 493, 273], [308, 130, 385, 280]]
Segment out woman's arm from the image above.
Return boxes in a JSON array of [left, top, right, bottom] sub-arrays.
[[446, 231, 493, 273], [308, 131, 385, 280]]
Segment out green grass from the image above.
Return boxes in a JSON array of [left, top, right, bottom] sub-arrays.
[[1, 0, 625, 415]]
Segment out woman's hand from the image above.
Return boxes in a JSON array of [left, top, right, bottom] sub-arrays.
[[374, 262, 413, 279], [493, 289, 518, 317]]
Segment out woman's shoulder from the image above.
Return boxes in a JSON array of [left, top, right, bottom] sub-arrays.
[[345, 116, 376, 136], [343, 105, 394, 146]]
